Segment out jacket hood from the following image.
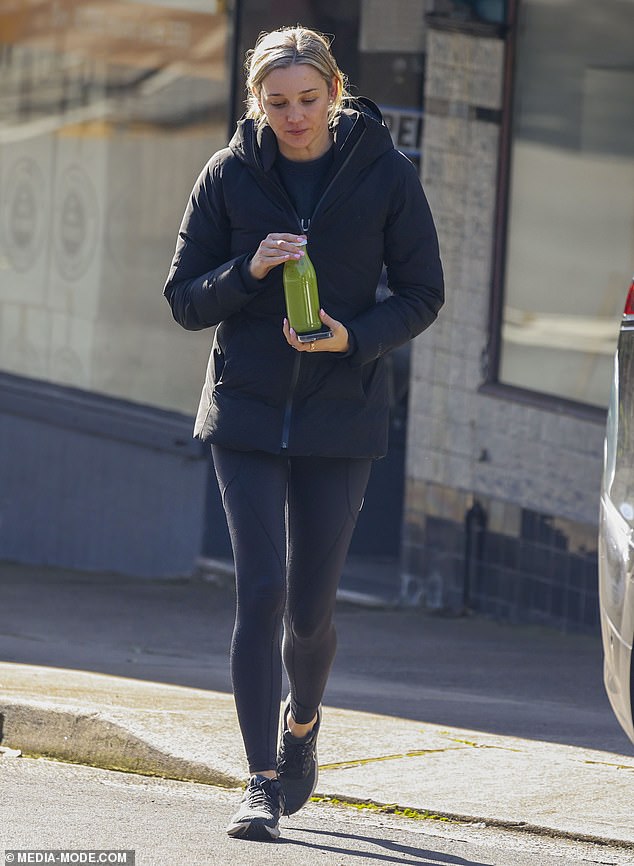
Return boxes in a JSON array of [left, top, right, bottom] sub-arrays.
[[228, 97, 394, 174]]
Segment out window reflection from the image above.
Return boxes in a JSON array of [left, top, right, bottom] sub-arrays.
[[0, 0, 232, 413], [499, 0, 634, 408]]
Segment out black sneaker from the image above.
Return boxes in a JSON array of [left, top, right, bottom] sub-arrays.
[[276, 695, 322, 816], [226, 774, 285, 841]]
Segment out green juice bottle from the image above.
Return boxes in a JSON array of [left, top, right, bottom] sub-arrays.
[[283, 241, 323, 337]]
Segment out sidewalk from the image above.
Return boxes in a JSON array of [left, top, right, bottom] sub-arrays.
[[1, 560, 634, 848]]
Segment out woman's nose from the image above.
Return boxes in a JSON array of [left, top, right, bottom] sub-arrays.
[[287, 103, 303, 122]]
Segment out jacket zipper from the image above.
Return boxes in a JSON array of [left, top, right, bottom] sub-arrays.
[[250, 126, 364, 237], [250, 130, 365, 451], [307, 133, 364, 227], [281, 353, 302, 450]]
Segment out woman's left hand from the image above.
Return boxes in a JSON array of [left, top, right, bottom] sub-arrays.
[[283, 309, 350, 354]]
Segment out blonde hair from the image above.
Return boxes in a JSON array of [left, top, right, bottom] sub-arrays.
[[245, 26, 349, 127]]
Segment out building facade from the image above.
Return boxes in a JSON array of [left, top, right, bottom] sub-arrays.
[[0, 1, 632, 629], [404, 1, 633, 631]]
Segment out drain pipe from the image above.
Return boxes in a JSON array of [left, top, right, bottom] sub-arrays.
[[464, 499, 487, 611]]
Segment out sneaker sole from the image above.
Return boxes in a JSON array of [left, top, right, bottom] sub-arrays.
[[226, 820, 280, 841]]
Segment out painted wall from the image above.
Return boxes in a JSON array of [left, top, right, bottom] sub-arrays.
[[0, 376, 207, 577]]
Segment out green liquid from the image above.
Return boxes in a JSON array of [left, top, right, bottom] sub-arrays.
[[283, 249, 322, 334]]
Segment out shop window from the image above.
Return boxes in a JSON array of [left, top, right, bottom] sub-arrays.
[[0, 0, 233, 415], [498, 0, 634, 409]]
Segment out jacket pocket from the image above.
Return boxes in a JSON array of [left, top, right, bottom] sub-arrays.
[[210, 343, 225, 385]]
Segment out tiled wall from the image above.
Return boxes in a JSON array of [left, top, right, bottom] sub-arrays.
[[402, 479, 599, 632], [403, 18, 604, 631]]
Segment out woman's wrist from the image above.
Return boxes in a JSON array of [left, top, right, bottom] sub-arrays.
[[248, 257, 266, 280], [340, 327, 357, 357]]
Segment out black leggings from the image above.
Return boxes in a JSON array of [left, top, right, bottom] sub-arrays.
[[211, 445, 372, 773]]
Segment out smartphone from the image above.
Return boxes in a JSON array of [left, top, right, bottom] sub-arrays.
[[297, 328, 333, 343]]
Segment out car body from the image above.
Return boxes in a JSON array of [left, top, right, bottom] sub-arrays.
[[599, 278, 634, 743]]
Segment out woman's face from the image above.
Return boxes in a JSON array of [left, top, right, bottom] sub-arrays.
[[259, 63, 336, 161]]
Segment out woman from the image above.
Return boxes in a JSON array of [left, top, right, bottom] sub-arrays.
[[164, 26, 443, 842]]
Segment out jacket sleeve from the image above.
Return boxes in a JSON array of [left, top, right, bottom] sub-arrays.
[[163, 154, 262, 331], [346, 153, 444, 367]]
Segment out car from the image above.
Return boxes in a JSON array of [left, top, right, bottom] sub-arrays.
[[599, 277, 634, 743]]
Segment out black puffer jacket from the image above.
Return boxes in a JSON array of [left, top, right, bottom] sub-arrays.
[[164, 99, 444, 457]]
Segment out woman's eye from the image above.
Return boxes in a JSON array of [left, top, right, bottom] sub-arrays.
[[269, 99, 317, 108]]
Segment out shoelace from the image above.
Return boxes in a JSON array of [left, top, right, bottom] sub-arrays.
[[246, 778, 279, 812], [278, 730, 315, 777]]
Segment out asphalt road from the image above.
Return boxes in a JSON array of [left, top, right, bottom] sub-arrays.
[[2, 755, 632, 866]]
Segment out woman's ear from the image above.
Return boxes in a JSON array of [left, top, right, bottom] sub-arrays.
[[329, 77, 338, 103]]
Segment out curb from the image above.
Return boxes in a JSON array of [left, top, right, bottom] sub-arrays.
[[0, 700, 241, 788], [313, 793, 634, 852], [2, 698, 633, 851]]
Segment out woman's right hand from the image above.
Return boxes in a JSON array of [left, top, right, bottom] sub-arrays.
[[249, 233, 306, 280]]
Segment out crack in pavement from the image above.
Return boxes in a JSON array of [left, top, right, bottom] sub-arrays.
[[319, 749, 461, 770], [445, 737, 522, 752]]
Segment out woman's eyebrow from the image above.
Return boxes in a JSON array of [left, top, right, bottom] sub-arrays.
[[266, 88, 320, 97]]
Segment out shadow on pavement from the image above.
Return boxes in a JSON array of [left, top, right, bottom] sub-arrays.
[[282, 826, 493, 866], [0, 560, 631, 757]]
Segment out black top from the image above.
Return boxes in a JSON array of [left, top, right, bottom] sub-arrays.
[[275, 146, 334, 226]]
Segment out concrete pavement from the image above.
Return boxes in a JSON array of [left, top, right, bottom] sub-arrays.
[[6, 756, 629, 866], [1, 560, 634, 849]]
